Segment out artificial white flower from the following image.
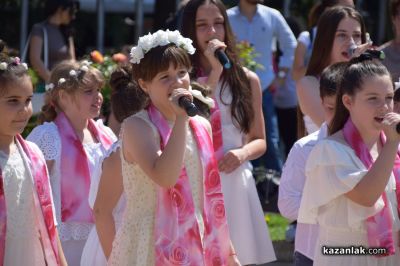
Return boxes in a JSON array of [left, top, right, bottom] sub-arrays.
[[139, 33, 155, 52], [45, 83, 54, 92], [21, 63, 28, 70], [167, 30, 181, 44], [130, 46, 145, 64], [81, 60, 92, 66], [80, 65, 89, 72], [154, 30, 169, 46], [69, 70, 77, 77], [58, 78, 66, 85], [0, 62, 8, 70]]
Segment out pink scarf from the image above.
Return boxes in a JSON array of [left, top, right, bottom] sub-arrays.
[[343, 118, 400, 256], [147, 105, 231, 265], [55, 112, 114, 223], [0, 135, 60, 265]]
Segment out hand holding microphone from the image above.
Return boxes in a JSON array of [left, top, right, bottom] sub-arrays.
[[381, 113, 400, 141], [169, 88, 198, 117], [214, 48, 231, 69], [178, 96, 198, 117], [206, 39, 231, 70]]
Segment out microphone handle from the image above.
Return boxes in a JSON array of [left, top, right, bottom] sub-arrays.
[[178, 96, 198, 117], [396, 123, 400, 134]]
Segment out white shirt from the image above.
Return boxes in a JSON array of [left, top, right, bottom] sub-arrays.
[[278, 123, 327, 260]]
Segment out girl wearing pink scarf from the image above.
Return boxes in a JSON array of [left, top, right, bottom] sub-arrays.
[[95, 30, 238, 266], [299, 56, 400, 265], [0, 55, 66, 265], [28, 60, 116, 266]]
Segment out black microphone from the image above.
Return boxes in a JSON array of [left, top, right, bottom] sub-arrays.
[[396, 123, 400, 134], [348, 46, 385, 60], [178, 96, 198, 117], [214, 49, 231, 69]]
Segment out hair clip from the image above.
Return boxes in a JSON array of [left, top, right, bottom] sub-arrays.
[[45, 83, 54, 92], [58, 78, 66, 85], [0, 62, 7, 70], [189, 86, 215, 108]]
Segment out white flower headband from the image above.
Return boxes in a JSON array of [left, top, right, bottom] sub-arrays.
[[0, 57, 28, 71], [130, 30, 196, 64], [189, 86, 215, 109], [46, 61, 92, 92]]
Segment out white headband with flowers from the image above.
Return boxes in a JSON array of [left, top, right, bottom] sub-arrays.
[[130, 30, 196, 64], [45, 60, 92, 92], [0, 57, 28, 71]]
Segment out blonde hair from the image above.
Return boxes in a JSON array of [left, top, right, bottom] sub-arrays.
[[38, 60, 104, 124]]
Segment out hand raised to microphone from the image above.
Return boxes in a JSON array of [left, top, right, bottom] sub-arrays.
[[381, 112, 400, 142], [204, 39, 228, 72], [168, 88, 198, 117]]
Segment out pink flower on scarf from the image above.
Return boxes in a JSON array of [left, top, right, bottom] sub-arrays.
[[204, 243, 224, 266], [205, 167, 221, 195], [168, 242, 191, 265], [209, 196, 226, 227]]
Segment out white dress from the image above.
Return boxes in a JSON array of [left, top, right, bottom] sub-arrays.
[[27, 120, 116, 266], [80, 142, 126, 266], [108, 111, 205, 266], [0, 142, 57, 266], [215, 84, 276, 264], [299, 139, 400, 266]]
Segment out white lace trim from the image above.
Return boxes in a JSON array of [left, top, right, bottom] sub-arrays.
[[59, 222, 93, 241], [27, 122, 60, 161]]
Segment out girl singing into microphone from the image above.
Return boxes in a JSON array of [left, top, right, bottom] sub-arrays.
[[181, 0, 276, 264], [94, 30, 240, 266], [299, 54, 400, 265]]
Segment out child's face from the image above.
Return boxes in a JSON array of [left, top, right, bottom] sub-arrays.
[[0, 76, 33, 138], [62, 84, 103, 119], [330, 17, 362, 64], [195, 3, 226, 53], [343, 74, 394, 134], [321, 95, 336, 124], [139, 63, 190, 117]]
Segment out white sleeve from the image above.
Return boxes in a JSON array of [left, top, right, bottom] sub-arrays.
[[297, 31, 310, 47], [298, 140, 384, 225], [27, 123, 61, 161], [278, 141, 309, 221]]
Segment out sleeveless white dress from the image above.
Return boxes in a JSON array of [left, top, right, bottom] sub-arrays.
[[108, 111, 205, 266], [215, 84, 276, 264], [80, 142, 126, 266]]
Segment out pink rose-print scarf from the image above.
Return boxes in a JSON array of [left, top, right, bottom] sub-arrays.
[[148, 104, 231, 265]]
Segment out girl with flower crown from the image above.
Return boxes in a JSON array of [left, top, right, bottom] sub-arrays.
[[27, 60, 117, 266], [181, 0, 276, 264], [94, 29, 240, 266], [0, 53, 67, 265]]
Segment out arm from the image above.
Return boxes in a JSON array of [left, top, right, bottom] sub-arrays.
[[296, 76, 325, 127], [274, 11, 297, 70], [68, 36, 76, 60], [278, 143, 307, 221], [218, 70, 266, 173], [29, 34, 51, 82], [345, 113, 400, 207], [93, 150, 123, 259], [56, 231, 68, 266], [122, 95, 190, 188], [227, 240, 241, 266], [292, 42, 307, 82]]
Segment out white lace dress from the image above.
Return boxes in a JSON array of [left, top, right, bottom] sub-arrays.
[[215, 84, 276, 264], [108, 111, 205, 266], [80, 142, 126, 266], [0, 143, 57, 266], [27, 120, 116, 266]]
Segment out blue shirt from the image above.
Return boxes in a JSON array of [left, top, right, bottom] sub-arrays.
[[227, 5, 296, 90]]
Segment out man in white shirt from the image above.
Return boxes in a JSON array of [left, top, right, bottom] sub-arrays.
[[278, 62, 347, 266]]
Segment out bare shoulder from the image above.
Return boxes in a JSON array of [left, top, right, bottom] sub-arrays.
[[242, 67, 259, 82], [123, 115, 154, 139], [297, 75, 319, 90]]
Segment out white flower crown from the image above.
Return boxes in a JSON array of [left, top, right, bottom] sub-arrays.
[[130, 30, 196, 64], [45, 61, 92, 92]]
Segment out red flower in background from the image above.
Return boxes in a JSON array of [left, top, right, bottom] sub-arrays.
[[90, 50, 104, 64]]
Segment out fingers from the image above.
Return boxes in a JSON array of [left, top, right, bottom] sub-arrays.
[[218, 151, 241, 173], [352, 42, 373, 58], [205, 39, 227, 56]]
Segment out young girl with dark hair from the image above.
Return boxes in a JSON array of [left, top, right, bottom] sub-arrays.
[[181, 0, 275, 264], [299, 55, 400, 265]]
